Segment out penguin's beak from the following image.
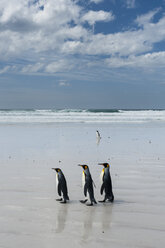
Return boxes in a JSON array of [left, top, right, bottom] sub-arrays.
[[98, 163, 104, 166], [78, 164, 82, 167]]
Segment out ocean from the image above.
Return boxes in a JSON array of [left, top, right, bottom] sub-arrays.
[[0, 109, 165, 124]]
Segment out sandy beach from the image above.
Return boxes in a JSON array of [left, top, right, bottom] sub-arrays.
[[0, 121, 165, 248]]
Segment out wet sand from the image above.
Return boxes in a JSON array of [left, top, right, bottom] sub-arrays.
[[0, 122, 165, 248]]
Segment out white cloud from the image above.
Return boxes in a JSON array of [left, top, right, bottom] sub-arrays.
[[0, 0, 84, 57], [22, 63, 44, 73], [0, 1, 165, 79], [81, 10, 114, 25], [76, 10, 165, 57], [90, 0, 104, 3], [106, 51, 165, 69], [135, 9, 160, 27], [126, 0, 135, 8], [58, 80, 70, 86], [0, 66, 10, 74], [33, 0, 81, 27], [65, 29, 153, 57], [45, 60, 73, 73]]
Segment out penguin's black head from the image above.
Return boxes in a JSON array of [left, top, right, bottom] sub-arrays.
[[52, 168, 61, 172], [98, 163, 109, 168], [78, 164, 88, 170]]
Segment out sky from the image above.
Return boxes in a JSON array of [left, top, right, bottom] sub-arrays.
[[0, 0, 165, 109]]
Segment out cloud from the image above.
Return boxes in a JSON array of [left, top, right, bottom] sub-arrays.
[[106, 51, 165, 69], [135, 8, 160, 27], [0, 0, 83, 57], [22, 63, 44, 73], [76, 10, 165, 57], [90, 0, 104, 3], [0, 0, 165, 82], [0, 65, 10, 74], [81, 10, 114, 25], [58, 80, 70, 87], [0, 0, 160, 60], [45, 59, 73, 74], [126, 0, 136, 8]]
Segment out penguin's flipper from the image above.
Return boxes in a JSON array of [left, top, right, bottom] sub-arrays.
[[92, 180, 96, 188], [58, 183, 62, 196], [100, 183, 105, 195], [84, 183, 88, 197]]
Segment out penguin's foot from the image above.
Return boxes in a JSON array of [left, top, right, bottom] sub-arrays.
[[60, 200, 67, 204], [56, 198, 62, 201], [107, 195, 114, 202], [98, 200, 106, 203], [86, 203, 93, 206], [80, 199, 88, 204]]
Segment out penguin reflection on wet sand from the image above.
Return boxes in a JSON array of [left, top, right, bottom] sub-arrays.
[[98, 163, 114, 203], [78, 164, 97, 206], [52, 168, 69, 204]]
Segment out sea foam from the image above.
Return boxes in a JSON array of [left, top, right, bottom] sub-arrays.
[[0, 109, 164, 124]]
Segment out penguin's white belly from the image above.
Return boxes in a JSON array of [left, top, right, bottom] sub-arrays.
[[56, 173, 59, 190], [100, 169, 104, 183], [82, 172, 89, 200], [82, 171, 85, 187], [96, 131, 101, 138]]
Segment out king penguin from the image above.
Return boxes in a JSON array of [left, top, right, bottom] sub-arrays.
[[96, 130, 101, 139], [52, 168, 69, 204], [78, 164, 97, 206], [98, 163, 114, 203]]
